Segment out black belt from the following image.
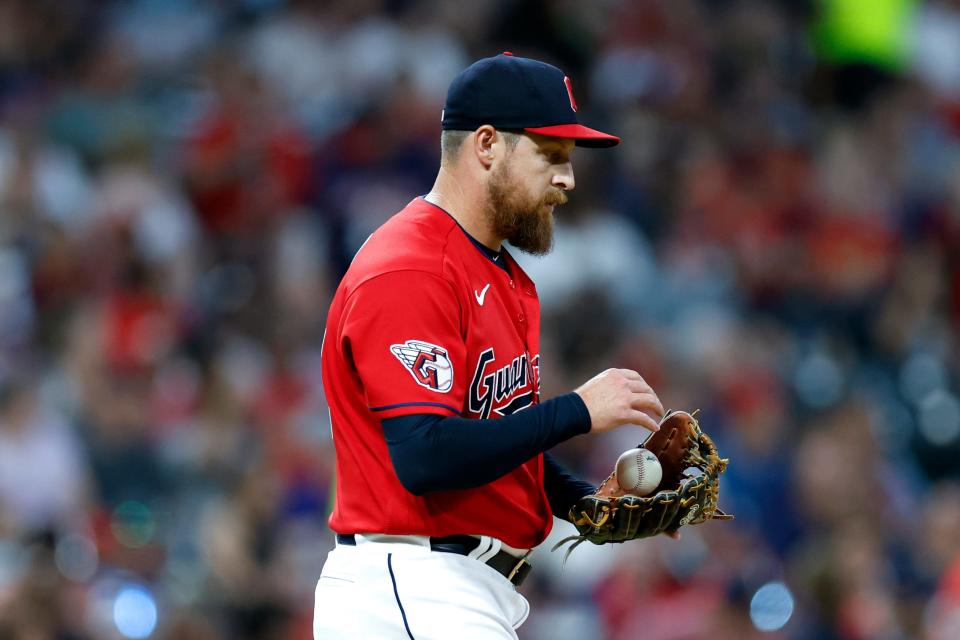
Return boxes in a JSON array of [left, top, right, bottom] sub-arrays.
[[336, 533, 532, 587]]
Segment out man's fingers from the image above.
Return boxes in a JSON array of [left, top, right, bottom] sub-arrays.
[[630, 391, 664, 418], [580, 368, 665, 434], [626, 379, 664, 416], [627, 378, 654, 394], [627, 410, 660, 432]]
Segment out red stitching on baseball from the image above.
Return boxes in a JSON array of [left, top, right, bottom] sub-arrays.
[[633, 450, 644, 490]]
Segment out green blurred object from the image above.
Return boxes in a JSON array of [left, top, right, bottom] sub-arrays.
[[812, 0, 917, 69], [111, 501, 157, 549]]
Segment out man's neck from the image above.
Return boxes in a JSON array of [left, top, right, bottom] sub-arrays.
[[425, 170, 501, 251]]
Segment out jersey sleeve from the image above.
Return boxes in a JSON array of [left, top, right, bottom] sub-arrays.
[[340, 270, 465, 419]]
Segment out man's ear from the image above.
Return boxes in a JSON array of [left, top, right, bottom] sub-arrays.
[[474, 125, 497, 169]]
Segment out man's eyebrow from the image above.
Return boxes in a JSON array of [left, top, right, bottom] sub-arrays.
[[541, 146, 571, 160]]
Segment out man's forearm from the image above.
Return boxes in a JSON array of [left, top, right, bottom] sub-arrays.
[[382, 393, 591, 496]]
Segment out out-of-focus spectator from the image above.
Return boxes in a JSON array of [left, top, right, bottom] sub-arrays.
[[0, 376, 89, 535]]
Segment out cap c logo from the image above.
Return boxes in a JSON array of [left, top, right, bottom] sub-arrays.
[[564, 76, 578, 113]]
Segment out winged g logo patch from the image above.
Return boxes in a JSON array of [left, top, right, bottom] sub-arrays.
[[390, 340, 454, 392]]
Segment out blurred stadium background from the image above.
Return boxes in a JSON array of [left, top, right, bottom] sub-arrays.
[[0, 0, 958, 638]]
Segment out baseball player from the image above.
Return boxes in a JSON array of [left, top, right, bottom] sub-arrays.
[[314, 53, 666, 639]]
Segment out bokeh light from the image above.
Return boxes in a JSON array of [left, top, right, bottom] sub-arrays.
[[794, 352, 844, 409], [918, 390, 960, 446], [113, 583, 158, 639], [111, 501, 157, 548], [750, 581, 795, 632], [55, 533, 99, 582], [900, 352, 947, 404]]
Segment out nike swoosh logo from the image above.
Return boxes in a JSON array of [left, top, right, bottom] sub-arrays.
[[474, 284, 491, 306]]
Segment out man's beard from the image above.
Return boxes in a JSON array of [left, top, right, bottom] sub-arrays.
[[486, 163, 568, 256]]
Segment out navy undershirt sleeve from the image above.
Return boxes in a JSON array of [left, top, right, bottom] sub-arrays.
[[381, 392, 592, 501], [542, 452, 597, 519]]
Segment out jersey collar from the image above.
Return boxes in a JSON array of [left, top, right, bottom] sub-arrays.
[[419, 196, 511, 273]]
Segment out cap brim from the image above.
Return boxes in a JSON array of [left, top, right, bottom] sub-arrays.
[[523, 124, 620, 148]]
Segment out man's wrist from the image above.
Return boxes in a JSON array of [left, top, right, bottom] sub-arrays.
[[562, 392, 592, 434]]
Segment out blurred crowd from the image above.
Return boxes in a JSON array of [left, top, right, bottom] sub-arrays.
[[0, 0, 958, 638]]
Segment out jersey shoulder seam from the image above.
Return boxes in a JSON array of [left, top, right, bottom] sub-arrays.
[[437, 218, 461, 280], [344, 268, 462, 307]]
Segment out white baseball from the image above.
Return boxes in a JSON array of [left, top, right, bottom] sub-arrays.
[[615, 448, 662, 496]]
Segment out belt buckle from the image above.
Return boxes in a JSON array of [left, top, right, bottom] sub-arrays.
[[505, 551, 532, 585]]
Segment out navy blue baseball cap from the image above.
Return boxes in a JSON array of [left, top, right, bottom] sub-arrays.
[[441, 52, 619, 148]]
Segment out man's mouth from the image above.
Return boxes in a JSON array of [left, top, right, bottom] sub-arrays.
[[543, 194, 567, 209]]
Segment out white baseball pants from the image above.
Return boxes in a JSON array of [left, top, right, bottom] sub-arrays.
[[313, 534, 530, 639]]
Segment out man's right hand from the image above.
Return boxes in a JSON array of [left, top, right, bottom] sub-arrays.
[[574, 368, 664, 433]]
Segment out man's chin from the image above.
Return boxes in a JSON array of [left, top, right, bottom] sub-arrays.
[[509, 233, 553, 256], [512, 246, 552, 257], [497, 206, 555, 255]]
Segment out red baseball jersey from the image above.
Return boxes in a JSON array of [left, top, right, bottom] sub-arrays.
[[322, 197, 552, 549]]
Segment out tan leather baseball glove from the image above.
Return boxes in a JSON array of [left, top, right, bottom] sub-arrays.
[[554, 410, 733, 557]]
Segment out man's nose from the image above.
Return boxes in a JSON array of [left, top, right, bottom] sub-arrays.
[[552, 163, 575, 191]]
